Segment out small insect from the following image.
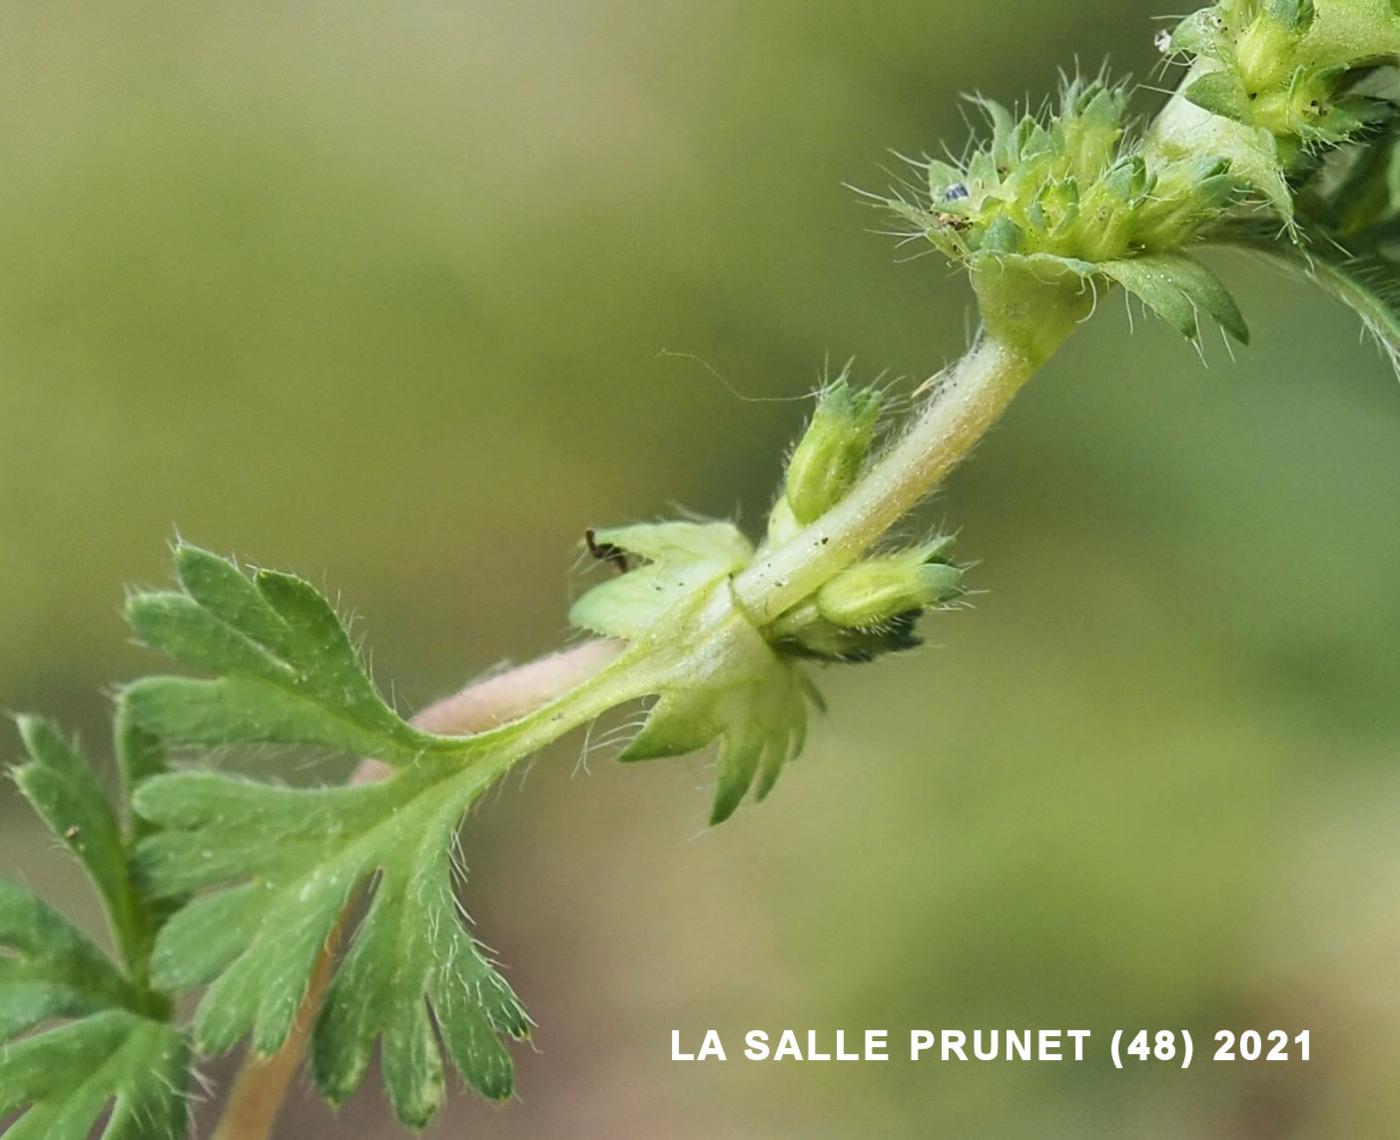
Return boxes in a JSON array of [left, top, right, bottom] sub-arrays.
[[934, 212, 972, 230], [1154, 28, 1173, 53], [942, 183, 970, 202], [65, 825, 79, 839], [585, 528, 631, 575]]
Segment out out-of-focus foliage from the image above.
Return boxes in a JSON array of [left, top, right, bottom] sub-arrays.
[[3, 1, 1400, 1137]]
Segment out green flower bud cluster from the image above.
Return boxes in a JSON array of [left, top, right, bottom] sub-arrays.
[[763, 384, 964, 663], [568, 374, 970, 819], [886, 77, 1239, 270], [884, 75, 1253, 351], [766, 538, 964, 664], [1172, 0, 1400, 161]]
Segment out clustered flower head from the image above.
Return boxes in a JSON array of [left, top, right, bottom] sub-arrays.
[[883, 76, 1253, 351], [1172, 0, 1400, 161], [879, 3, 1400, 354], [886, 77, 1239, 270]]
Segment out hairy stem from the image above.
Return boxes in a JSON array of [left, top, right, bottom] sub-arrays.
[[211, 639, 623, 1140], [354, 639, 627, 783], [735, 334, 1042, 624]]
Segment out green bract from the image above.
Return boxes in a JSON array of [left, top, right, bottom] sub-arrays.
[[1208, 116, 1400, 366], [1172, 3, 1400, 366], [891, 80, 1233, 265], [766, 537, 964, 663], [571, 521, 813, 823]]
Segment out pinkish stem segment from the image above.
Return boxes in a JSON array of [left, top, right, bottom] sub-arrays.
[[212, 637, 624, 1140]]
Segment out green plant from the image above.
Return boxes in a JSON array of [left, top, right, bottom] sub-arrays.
[[5, 3, 1400, 1136]]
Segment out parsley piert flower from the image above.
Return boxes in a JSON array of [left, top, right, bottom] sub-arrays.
[[886, 77, 1250, 351]]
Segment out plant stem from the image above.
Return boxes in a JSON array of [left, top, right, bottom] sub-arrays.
[[353, 639, 627, 784], [734, 333, 1042, 625], [210, 639, 623, 1140], [211, 328, 1060, 1140], [208, 931, 340, 1140]]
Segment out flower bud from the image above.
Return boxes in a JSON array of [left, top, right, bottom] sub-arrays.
[[882, 75, 1245, 278], [762, 537, 963, 663], [1099, 154, 1151, 202], [1236, 6, 1308, 88], [781, 378, 883, 526], [1131, 155, 1240, 249], [814, 538, 962, 630]]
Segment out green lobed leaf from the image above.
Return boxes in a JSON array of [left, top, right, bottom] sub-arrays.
[[11, 718, 144, 964], [114, 704, 169, 841], [0, 879, 132, 1040], [122, 544, 464, 767], [116, 545, 616, 1126], [313, 801, 528, 1122], [0, 881, 189, 1140], [0, 1010, 189, 1140], [132, 766, 529, 1127], [10, 714, 179, 985]]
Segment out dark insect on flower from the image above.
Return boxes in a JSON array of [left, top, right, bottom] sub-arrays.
[[585, 527, 631, 574], [942, 183, 970, 201]]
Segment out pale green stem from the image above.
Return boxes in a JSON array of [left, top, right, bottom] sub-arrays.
[[733, 333, 1040, 625]]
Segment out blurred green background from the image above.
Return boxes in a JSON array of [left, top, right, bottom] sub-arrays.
[[4, 1, 1400, 1136]]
